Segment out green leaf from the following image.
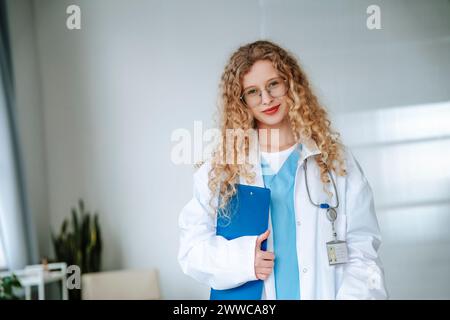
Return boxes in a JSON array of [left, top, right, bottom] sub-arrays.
[[51, 199, 103, 285], [61, 218, 68, 234], [72, 207, 79, 240], [79, 199, 85, 216]]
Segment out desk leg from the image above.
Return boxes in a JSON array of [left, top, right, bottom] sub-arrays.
[[25, 285, 31, 300], [62, 279, 68, 300], [38, 281, 45, 300]]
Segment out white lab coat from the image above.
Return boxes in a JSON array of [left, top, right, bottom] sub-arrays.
[[178, 138, 388, 300]]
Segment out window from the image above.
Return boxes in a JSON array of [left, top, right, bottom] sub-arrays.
[[0, 234, 6, 270]]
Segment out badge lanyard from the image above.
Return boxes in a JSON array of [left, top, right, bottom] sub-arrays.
[[303, 158, 349, 265]]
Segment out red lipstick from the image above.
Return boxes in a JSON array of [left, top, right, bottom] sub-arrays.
[[262, 104, 280, 115]]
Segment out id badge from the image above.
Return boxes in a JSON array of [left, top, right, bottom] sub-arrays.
[[326, 240, 349, 265]]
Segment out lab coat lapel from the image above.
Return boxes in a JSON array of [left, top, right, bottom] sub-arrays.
[[299, 138, 321, 165]]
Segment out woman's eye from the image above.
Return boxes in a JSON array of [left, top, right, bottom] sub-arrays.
[[246, 89, 258, 96], [268, 80, 280, 88]]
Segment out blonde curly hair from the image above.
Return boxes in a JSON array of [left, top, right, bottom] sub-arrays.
[[208, 40, 346, 218]]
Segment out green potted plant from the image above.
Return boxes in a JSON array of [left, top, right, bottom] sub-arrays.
[[0, 274, 22, 300], [51, 198, 102, 299]]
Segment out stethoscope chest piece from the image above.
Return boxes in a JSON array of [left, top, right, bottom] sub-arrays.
[[326, 207, 337, 223], [304, 158, 349, 265]]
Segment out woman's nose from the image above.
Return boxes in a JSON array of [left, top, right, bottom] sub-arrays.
[[261, 89, 273, 106]]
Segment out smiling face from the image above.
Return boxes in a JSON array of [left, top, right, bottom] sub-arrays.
[[241, 60, 289, 128]]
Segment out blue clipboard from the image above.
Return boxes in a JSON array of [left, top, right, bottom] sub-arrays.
[[210, 184, 271, 300]]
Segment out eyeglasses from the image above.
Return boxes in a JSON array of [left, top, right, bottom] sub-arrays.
[[240, 77, 288, 108]]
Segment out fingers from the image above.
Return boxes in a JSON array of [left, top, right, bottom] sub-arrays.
[[256, 268, 273, 280], [256, 230, 270, 247], [254, 231, 275, 282], [256, 250, 275, 261], [256, 267, 273, 274], [255, 259, 274, 268], [256, 274, 269, 280], [261, 251, 275, 260], [255, 251, 275, 281]]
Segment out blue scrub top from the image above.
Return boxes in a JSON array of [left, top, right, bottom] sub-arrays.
[[261, 144, 301, 300]]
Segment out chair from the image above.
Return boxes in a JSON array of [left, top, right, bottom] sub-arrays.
[[81, 269, 161, 300]]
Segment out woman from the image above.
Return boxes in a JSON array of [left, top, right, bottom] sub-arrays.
[[178, 40, 388, 300]]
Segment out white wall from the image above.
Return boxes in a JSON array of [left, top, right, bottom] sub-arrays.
[[9, 0, 450, 299], [260, 0, 450, 114], [335, 101, 450, 299]]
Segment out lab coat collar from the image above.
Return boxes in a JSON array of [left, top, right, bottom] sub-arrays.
[[299, 137, 322, 164], [240, 137, 321, 187]]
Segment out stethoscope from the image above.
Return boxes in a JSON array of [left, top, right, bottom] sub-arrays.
[[303, 157, 340, 241]]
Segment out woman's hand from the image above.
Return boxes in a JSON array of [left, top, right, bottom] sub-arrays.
[[254, 230, 275, 280]]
